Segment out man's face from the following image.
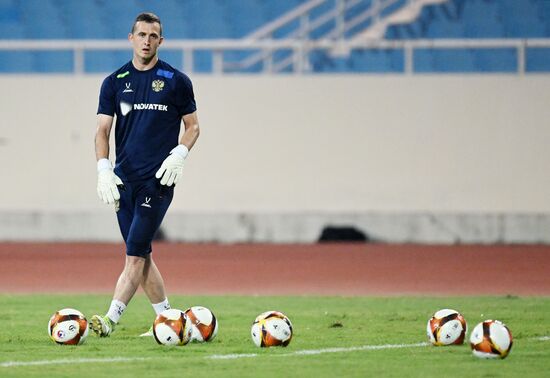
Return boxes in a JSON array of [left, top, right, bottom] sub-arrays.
[[129, 21, 163, 61]]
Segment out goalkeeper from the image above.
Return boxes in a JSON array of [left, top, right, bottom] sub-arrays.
[[92, 12, 200, 337]]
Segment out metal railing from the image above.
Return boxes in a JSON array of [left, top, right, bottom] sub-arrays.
[[229, 0, 403, 72], [1, 38, 549, 75]]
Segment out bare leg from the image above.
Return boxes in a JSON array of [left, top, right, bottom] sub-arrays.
[[91, 255, 146, 336], [141, 254, 167, 304], [113, 255, 146, 305]]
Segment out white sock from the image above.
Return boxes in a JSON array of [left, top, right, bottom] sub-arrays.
[[106, 299, 126, 323], [152, 298, 171, 315]]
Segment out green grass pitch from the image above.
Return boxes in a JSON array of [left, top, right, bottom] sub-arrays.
[[0, 295, 549, 377]]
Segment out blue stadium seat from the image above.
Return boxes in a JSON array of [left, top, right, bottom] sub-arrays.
[[18, 0, 68, 39], [309, 49, 333, 72], [498, 0, 547, 37], [386, 19, 425, 39], [59, 1, 110, 39], [0, 21, 25, 38], [179, 0, 229, 39], [32, 51, 73, 73], [526, 47, 550, 72], [538, 0, 550, 33], [461, 0, 504, 38], [85, 50, 132, 73], [413, 49, 436, 72], [158, 50, 184, 70], [101, 1, 140, 39], [461, 0, 499, 24], [0, 0, 20, 41], [472, 48, 516, 72], [317, 56, 351, 73], [262, 0, 312, 21], [503, 17, 546, 38], [229, 0, 261, 33], [0, 51, 34, 72], [354, 49, 404, 72], [192, 50, 213, 73], [425, 20, 465, 38], [462, 18, 504, 38], [0, 0, 19, 22], [309, 48, 403, 73], [431, 48, 476, 72]]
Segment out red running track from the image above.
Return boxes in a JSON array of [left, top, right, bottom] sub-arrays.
[[0, 243, 549, 296]]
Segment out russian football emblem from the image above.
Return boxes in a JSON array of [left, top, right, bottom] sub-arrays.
[[152, 80, 165, 92]]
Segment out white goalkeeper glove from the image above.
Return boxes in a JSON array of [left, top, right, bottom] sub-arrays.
[[96, 158, 123, 205], [155, 144, 188, 186]]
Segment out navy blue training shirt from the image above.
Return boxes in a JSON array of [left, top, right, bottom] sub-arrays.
[[97, 59, 196, 182]]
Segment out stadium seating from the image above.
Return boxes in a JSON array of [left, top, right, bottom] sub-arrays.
[[0, 0, 549, 73], [386, 0, 548, 39], [385, 0, 550, 73]]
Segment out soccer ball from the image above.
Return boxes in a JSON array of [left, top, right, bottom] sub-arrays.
[[470, 320, 513, 359], [426, 309, 467, 346], [184, 306, 218, 342], [153, 309, 192, 346], [47, 308, 89, 345], [251, 311, 293, 347]]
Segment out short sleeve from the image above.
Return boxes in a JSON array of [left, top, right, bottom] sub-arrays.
[[176, 74, 197, 117], [97, 76, 116, 116]]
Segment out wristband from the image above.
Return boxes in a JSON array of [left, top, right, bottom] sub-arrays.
[[170, 144, 189, 159], [97, 158, 112, 172]]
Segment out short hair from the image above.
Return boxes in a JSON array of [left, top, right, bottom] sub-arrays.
[[131, 12, 162, 36]]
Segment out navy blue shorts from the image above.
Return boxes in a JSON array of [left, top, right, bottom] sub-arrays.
[[116, 178, 174, 257]]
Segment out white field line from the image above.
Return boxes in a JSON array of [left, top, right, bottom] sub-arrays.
[[0, 342, 429, 367], [2, 336, 549, 367], [1, 357, 149, 368], [208, 335, 550, 360], [208, 341, 430, 360]]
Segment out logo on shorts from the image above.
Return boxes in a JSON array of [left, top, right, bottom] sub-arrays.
[[141, 197, 152, 208]]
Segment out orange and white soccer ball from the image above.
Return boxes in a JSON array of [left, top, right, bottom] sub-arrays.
[[251, 311, 293, 347], [426, 309, 467, 346], [153, 309, 192, 346], [47, 308, 89, 345], [470, 320, 513, 359], [185, 306, 218, 342]]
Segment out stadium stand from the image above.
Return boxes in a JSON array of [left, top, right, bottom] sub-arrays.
[[0, 0, 549, 73], [385, 0, 550, 72]]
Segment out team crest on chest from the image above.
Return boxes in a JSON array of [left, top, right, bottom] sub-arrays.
[[152, 80, 165, 92]]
